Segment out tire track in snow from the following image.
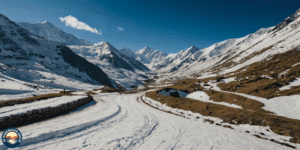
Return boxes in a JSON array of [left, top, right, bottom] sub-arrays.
[[0, 105, 123, 150]]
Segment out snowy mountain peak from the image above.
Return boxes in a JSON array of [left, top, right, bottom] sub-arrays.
[[136, 46, 153, 54], [295, 8, 300, 15], [17, 22, 93, 46], [187, 45, 199, 52], [272, 8, 300, 32], [95, 41, 108, 45], [39, 21, 52, 25]]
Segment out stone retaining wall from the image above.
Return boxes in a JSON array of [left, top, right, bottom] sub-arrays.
[[0, 95, 94, 131]]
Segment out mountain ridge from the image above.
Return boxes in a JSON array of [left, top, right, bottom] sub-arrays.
[[17, 21, 93, 46]]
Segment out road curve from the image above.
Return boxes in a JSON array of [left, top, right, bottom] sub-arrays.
[[0, 93, 293, 150]]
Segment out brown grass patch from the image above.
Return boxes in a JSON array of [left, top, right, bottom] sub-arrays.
[[223, 125, 233, 129], [145, 88, 300, 144], [166, 78, 204, 92], [204, 90, 272, 113], [99, 86, 121, 93], [204, 119, 214, 124], [0, 91, 73, 108], [86, 91, 97, 95], [217, 47, 300, 98], [269, 139, 297, 149]]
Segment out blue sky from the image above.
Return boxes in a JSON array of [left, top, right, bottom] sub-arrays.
[[0, 0, 299, 54]]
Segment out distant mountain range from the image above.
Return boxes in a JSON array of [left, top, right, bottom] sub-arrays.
[[119, 46, 167, 70]]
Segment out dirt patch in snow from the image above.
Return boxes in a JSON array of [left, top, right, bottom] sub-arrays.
[[86, 91, 97, 95]]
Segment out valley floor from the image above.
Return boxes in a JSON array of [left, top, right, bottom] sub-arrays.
[[1, 92, 298, 150]]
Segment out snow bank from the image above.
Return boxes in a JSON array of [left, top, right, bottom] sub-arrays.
[[187, 91, 242, 109], [279, 78, 300, 91], [221, 77, 236, 83], [265, 95, 300, 120]]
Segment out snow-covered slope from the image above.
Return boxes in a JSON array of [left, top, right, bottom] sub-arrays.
[[0, 13, 116, 90], [18, 22, 92, 46]]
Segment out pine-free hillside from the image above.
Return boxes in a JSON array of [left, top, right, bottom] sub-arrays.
[[0, 13, 116, 89]]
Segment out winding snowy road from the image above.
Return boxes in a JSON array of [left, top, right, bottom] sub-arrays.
[[0, 93, 295, 150]]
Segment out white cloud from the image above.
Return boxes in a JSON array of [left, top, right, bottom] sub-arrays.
[[117, 27, 123, 31], [59, 15, 102, 35]]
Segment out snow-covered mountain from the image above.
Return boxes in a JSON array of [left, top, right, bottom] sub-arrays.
[[68, 42, 150, 88], [17, 22, 93, 46], [0, 13, 116, 89], [154, 8, 300, 81], [119, 47, 168, 70]]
